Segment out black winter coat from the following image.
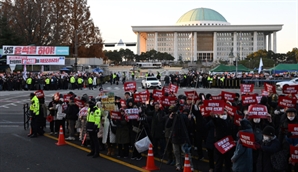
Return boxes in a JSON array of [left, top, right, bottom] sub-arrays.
[[166, 113, 194, 145], [256, 137, 280, 172], [66, 103, 79, 120]]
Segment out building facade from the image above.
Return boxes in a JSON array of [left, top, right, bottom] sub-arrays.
[[132, 8, 283, 63]]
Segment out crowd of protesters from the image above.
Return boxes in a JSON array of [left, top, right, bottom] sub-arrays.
[[26, 80, 298, 172], [1, 70, 297, 91]]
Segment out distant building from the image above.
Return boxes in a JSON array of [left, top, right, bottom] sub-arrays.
[[132, 8, 283, 63]]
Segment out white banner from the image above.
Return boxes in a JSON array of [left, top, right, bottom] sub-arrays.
[[6, 56, 65, 65], [2, 45, 69, 56]]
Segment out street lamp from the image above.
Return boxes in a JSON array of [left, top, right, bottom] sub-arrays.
[[74, 30, 78, 72]]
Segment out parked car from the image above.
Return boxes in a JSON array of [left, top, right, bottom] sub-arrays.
[[276, 78, 298, 90], [142, 77, 162, 89]]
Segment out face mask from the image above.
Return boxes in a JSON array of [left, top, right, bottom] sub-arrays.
[[220, 115, 228, 120], [150, 102, 153, 105], [243, 110, 248, 115], [288, 116, 295, 121], [263, 135, 270, 141], [253, 118, 261, 123]]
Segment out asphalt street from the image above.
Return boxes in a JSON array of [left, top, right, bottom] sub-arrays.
[[0, 80, 264, 172]]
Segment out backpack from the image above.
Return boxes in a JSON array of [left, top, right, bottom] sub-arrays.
[[270, 149, 288, 171]]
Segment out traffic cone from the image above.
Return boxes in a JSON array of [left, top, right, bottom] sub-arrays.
[[56, 125, 66, 146], [183, 154, 191, 172], [143, 144, 159, 171]]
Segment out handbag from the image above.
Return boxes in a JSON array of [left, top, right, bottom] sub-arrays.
[[134, 127, 151, 153]]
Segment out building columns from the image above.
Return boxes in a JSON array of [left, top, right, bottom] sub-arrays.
[[233, 32, 237, 61], [154, 32, 158, 51], [273, 31, 277, 52], [264, 34, 267, 50], [268, 33, 272, 51], [213, 32, 217, 62], [193, 32, 197, 62], [137, 32, 140, 55], [174, 32, 178, 61], [253, 31, 257, 52]]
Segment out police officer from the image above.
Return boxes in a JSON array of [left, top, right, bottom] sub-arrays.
[[86, 101, 101, 158], [28, 93, 40, 138], [88, 76, 93, 90]]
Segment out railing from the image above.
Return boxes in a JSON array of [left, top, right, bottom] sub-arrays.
[[23, 103, 30, 130]]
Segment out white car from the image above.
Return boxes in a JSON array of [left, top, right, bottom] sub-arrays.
[[142, 77, 162, 89], [276, 78, 298, 90]]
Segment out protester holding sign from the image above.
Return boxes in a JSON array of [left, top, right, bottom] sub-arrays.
[[115, 109, 130, 158], [278, 108, 298, 171], [231, 119, 253, 172], [256, 126, 280, 172], [210, 110, 236, 172]]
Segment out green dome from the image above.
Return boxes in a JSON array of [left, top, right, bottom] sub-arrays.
[[176, 8, 228, 24]]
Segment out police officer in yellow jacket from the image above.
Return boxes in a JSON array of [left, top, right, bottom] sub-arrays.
[[29, 93, 40, 138], [86, 101, 101, 158], [88, 76, 93, 90]]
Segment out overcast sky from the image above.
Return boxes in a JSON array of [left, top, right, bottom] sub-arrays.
[[88, 0, 298, 54]]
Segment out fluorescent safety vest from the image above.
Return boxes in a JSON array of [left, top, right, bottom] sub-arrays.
[[77, 78, 83, 84], [30, 95, 40, 115], [70, 76, 75, 83], [87, 107, 101, 128], [88, 77, 93, 84], [45, 78, 50, 84], [26, 78, 32, 84]]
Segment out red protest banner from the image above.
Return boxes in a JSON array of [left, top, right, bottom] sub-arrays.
[[204, 100, 225, 114], [74, 99, 84, 108], [35, 90, 45, 99], [212, 95, 222, 100], [224, 103, 237, 116], [120, 99, 126, 108], [261, 89, 269, 96], [264, 83, 276, 93], [288, 124, 298, 138], [241, 84, 254, 94], [153, 90, 163, 99], [290, 145, 298, 163], [111, 111, 122, 120], [234, 114, 243, 126], [124, 81, 137, 92], [247, 104, 268, 119], [221, 91, 236, 101], [242, 94, 257, 105], [63, 94, 72, 102], [169, 83, 178, 93], [283, 85, 298, 94], [133, 90, 149, 103], [239, 131, 256, 149], [256, 96, 262, 103], [199, 105, 208, 116], [184, 91, 199, 101], [214, 136, 236, 154], [162, 86, 170, 95], [161, 96, 177, 107], [278, 96, 296, 108]]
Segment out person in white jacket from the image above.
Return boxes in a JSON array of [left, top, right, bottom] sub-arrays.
[[102, 109, 116, 156]]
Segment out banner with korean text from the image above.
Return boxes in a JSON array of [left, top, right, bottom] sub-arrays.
[[3, 45, 69, 55], [239, 131, 256, 149], [7, 56, 65, 65], [214, 136, 236, 154]]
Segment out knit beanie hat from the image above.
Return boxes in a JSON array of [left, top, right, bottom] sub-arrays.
[[262, 126, 275, 137]]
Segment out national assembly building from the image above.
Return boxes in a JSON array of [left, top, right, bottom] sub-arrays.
[[131, 8, 283, 63]]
